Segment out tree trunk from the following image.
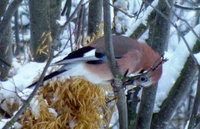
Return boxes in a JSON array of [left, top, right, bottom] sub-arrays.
[[0, 0, 13, 81], [88, 0, 102, 36], [29, 0, 51, 62], [187, 6, 200, 128], [151, 43, 200, 129], [135, 0, 173, 129], [50, 0, 61, 49]]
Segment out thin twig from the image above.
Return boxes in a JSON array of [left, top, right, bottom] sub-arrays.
[[61, 0, 71, 16], [106, 97, 117, 104], [107, 2, 136, 18], [174, 3, 200, 10]]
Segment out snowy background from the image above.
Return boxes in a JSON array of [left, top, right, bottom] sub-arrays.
[[0, 0, 200, 128]]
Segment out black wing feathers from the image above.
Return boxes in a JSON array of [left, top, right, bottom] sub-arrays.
[[27, 69, 66, 88], [63, 46, 94, 59]]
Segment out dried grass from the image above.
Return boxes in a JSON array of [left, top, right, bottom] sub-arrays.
[[18, 76, 113, 129]]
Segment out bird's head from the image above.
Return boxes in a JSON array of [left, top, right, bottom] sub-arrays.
[[134, 61, 163, 87], [132, 43, 163, 87]]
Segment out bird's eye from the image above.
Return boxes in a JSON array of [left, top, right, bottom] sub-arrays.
[[137, 75, 151, 87], [139, 75, 149, 83]]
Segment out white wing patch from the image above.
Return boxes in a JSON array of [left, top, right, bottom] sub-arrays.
[[83, 49, 96, 57]]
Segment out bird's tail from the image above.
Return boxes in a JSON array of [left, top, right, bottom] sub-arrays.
[[26, 69, 66, 88]]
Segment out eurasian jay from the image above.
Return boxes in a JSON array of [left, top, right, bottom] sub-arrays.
[[27, 35, 162, 88]]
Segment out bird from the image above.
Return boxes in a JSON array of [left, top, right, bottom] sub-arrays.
[[27, 35, 163, 88]]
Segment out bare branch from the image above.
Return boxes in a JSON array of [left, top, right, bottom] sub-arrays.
[[174, 3, 200, 10], [103, 0, 128, 128]]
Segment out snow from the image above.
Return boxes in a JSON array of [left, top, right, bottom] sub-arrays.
[[48, 108, 57, 117], [0, 119, 11, 129], [155, 24, 200, 111], [18, 1, 30, 26], [13, 122, 23, 129], [109, 106, 119, 128], [20, 15, 29, 26], [1, 0, 200, 128], [69, 119, 76, 128], [56, 16, 67, 26], [124, 0, 159, 36], [1, 62, 45, 93], [30, 98, 40, 119]]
